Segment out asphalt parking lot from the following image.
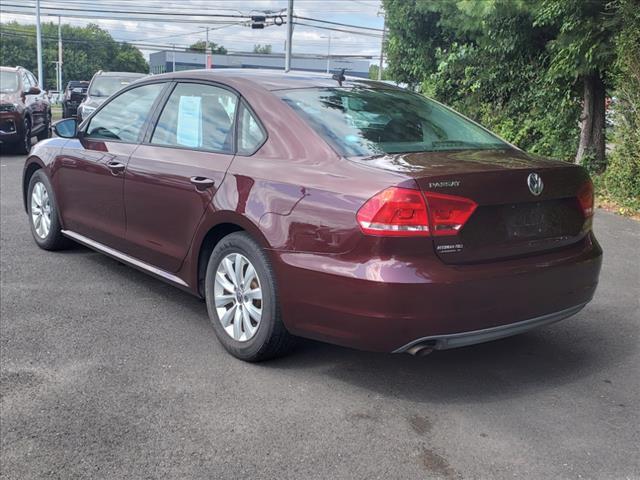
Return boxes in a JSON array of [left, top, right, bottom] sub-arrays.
[[1, 150, 639, 480]]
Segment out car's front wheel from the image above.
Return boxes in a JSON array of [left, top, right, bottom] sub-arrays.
[[16, 118, 31, 154], [27, 170, 70, 250], [204, 232, 295, 361]]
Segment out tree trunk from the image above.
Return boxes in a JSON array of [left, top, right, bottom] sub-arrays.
[[575, 72, 606, 171]]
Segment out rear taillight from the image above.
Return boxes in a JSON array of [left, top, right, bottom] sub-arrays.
[[577, 180, 594, 218], [356, 187, 477, 237], [423, 192, 478, 236], [357, 187, 430, 236]]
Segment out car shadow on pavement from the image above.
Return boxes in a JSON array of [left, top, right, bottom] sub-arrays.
[[67, 243, 634, 404], [268, 304, 634, 404]]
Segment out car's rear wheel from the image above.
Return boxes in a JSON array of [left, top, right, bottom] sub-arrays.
[[204, 232, 295, 361], [16, 118, 31, 154], [27, 170, 70, 250]]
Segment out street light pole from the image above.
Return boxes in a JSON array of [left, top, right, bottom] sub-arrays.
[[285, 0, 293, 72], [326, 31, 331, 74], [205, 26, 210, 69], [35, 0, 44, 87], [58, 16, 63, 92], [378, 15, 386, 81]]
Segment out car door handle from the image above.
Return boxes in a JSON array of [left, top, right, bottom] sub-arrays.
[[190, 176, 215, 190], [106, 161, 126, 174]]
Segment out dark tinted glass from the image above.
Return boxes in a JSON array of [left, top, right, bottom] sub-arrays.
[[237, 103, 266, 155], [86, 83, 164, 142], [278, 87, 508, 156], [151, 83, 238, 153]]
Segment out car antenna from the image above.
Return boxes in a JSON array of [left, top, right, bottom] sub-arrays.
[[332, 68, 346, 86]]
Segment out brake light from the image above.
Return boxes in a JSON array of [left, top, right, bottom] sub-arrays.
[[356, 188, 477, 237], [357, 187, 430, 236], [577, 180, 594, 218], [424, 192, 478, 236]]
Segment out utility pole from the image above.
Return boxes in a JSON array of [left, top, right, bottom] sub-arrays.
[[326, 32, 331, 74], [172, 44, 176, 72], [205, 26, 210, 69], [35, 0, 44, 87], [378, 14, 386, 81], [58, 16, 63, 92], [285, 0, 293, 72]]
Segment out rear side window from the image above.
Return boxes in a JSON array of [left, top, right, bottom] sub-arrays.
[[237, 103, 266, 155], [151, 83, 238, 153], [86, 83, 165, 143], [277, 87, 508, 156]]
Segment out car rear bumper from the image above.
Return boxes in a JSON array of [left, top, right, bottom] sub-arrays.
[[274, 232, 602, 352], [393, 302, 586, 353]]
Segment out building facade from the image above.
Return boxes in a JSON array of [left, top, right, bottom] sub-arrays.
[[149, 51, 371, 78]]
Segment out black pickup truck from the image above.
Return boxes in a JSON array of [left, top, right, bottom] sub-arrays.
[[62, 81, 89, 118]]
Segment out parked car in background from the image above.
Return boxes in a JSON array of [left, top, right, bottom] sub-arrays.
[[77, 71, 146, 122], [0, 65, 51, 154], [62, 81, 89, 118], [23, 70, 602, 361]]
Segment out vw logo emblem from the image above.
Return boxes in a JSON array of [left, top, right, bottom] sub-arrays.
[[527, 173, 544, 196]]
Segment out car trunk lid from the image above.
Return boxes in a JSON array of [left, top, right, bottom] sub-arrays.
[[350, 148, 591, 264]]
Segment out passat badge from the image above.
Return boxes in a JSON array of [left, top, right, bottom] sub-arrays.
[[527, 173, 543, 196]]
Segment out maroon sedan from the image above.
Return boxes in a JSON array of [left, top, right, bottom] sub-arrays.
[[22, 69, 602, 361]]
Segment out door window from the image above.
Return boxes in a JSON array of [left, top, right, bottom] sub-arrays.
[[151, 83, 238, 153], [237, 103, 266, 155], [27, 71, 39, 88], [85, 83, 165, 143]]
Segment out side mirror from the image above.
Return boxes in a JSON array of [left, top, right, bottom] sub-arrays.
[[53, 118, 78, 138], [26, 86, 42, 95]]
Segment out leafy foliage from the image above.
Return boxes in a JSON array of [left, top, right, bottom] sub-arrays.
[[253, 44, 273, 54], [602, 0, 640, 211], [0, 21, 148, 89], [188, 41, 227, 54]]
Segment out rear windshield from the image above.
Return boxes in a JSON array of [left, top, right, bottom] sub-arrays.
[[278, 87, 508, 156], [0, 71, 19, 92], [89, 76, 141, 97]]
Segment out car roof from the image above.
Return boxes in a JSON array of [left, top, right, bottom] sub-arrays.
[[0, 66, 20, 72], [94, 71, 147, 77], [147, 68, 399, 92]]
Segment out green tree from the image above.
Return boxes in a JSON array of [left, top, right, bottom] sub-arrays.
[[535, 0, 623, 169], [188, 40, 227, 54], [0, 21, 148, 89], [253, 44, 272, 54]]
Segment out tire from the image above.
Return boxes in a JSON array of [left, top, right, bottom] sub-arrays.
[[205, 232, 295, 361], [16, 118, 31, 155], [27, 170, 70, 251], [36, 111, 51, 141], [62, 105, 68, 119]]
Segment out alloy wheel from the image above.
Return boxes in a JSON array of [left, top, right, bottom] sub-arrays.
[[214, 253, 263, 342], [31, 181, 51, 239]]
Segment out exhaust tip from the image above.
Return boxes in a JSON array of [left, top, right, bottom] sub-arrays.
[[406, 344, 434, 356]]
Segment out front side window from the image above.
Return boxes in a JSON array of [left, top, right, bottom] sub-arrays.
[[85, 83, 165, 143], [237, 103, 266, 155], [278, 87, 508, 156], [151, 83, 238, 153]]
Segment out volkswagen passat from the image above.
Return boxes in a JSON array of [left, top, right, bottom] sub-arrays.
[[22, 70, 602, 361]]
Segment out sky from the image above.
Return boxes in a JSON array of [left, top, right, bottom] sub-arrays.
[[1, 0, 385, 60]]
